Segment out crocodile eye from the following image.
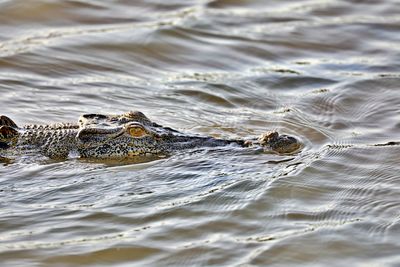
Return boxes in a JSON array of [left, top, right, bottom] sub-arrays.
[[128, 126, 147, 138]]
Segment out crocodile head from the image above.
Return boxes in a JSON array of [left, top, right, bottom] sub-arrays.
[[75, 111, 301, 158], [76, 111, 176, 158]]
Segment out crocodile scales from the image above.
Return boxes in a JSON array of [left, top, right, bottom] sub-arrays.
[[0, 111, 301, 160]]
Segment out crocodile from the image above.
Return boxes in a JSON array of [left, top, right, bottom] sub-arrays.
[[0, 111, 301, 160]]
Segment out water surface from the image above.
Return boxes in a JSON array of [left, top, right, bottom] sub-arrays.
[[1, 0, 400, 266]]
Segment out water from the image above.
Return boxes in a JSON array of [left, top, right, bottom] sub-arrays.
[[1, 0, 400, 266]]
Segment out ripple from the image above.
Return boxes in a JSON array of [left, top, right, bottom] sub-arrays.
[[44, 246, 162, 266], [1, 0, 400, 266]]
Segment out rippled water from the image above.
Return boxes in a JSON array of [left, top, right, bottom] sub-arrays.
[[1, 0, 400, 266]]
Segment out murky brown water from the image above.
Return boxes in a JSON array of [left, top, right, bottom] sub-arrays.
[[1, 0, 400, 266]]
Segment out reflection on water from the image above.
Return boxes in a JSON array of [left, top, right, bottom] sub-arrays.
[[1, 0, 400, 266]]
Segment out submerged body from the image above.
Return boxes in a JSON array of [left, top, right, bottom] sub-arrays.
[[0, 111, 301, 159]]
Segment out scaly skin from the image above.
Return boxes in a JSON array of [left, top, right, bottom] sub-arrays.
[[18, 123, 79, 158], [0, 111, 301, 159]]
